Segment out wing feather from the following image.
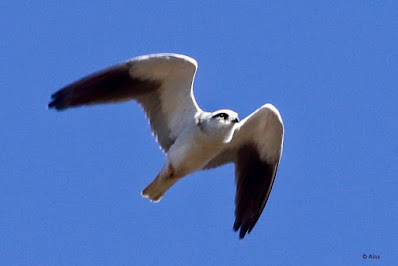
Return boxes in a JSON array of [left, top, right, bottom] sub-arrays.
[[204, 104, 284, 239], [48, 53, 201, 152]]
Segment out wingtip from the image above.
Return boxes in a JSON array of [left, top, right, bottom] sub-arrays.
[[233, 220, 250, 240], [238, 229, 248, 240], [47, 90, 72, 111], [47, 100, 65, 111], [47, 101, 55, 110], [233, 220, 240, 232]]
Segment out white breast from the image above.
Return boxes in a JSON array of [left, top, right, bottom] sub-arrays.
[[167, 123, 225, 176]]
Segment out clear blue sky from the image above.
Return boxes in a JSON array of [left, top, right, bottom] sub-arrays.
[[1, 1, 397, 265]]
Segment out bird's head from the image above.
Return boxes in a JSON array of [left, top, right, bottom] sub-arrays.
[[210, 109, 240, 124], [198, 109, 239, 143]]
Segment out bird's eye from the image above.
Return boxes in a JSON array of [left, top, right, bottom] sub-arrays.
[[214, 113, 229, 120]]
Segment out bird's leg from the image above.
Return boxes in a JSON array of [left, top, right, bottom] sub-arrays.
[[168, 163, 176, 177], [141, 162, 181, 202]]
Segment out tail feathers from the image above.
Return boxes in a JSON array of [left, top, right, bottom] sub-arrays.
[[141, 175, 178, 202]]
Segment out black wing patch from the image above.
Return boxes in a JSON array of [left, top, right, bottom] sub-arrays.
[[234, 144, 278, 239], [48, 63, 160, 110]]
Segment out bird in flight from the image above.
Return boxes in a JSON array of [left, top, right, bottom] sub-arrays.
[[48, 53, 284, 239]]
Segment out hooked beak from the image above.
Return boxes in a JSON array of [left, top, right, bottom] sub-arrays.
[[232, 117, 239, 123]]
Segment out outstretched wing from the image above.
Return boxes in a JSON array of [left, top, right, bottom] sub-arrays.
[[204, 104, 284, 239], [48, 53, 201, 152]]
